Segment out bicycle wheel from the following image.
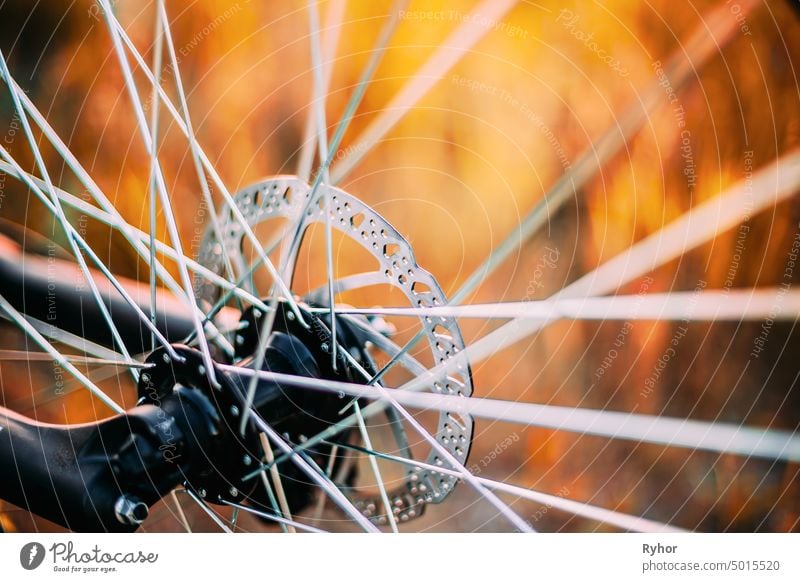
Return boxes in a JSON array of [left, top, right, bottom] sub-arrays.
[[0, 0, 798, 533]]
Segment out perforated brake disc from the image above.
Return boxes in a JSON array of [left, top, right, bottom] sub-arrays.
[[196, 177, 474, 524]]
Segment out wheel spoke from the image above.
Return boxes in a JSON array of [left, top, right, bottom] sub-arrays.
[[297, 0, 345, 182], [183, 489, 233, 533], [226, 365, 800, 462], [98, 0, 225, 386], [147, 1, 165, 352], [317, 288, 800, 321], [307, 0, 339, 370], [257, 432, 296, 533], [157, 1, 241, 308], [352, 401, 398, 532]]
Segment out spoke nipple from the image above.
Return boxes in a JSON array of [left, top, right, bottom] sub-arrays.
[[114, 495, 149, 526]]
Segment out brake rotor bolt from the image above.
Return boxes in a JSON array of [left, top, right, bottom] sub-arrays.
[[198, 365, 205, 375], [198, 488, 207, 498], [141, 373, 150, 383], [286, 311, 295, 321], [243, 455, 252, 466], [320, 343, 329, 353], [229, 487, 239, 497], [236, 335, 244, 346], [162, 353, 171, 363], [230, 405, 239, 416]]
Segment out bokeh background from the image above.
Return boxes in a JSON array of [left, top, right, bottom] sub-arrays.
[[0, 0, 798, 531]]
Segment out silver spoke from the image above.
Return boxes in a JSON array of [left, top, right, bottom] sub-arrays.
[[353, 402, 398, 532], [258, 432, 296, 533], [147, 0, 165, 352], [0, 350, 145, 368], [307, 0, 339, 370], [0, 160, 264, 318], [316, 288, 800, 322], [0, 51, 138, 377], [0, 145, 180, 362], [226, 366, 800, 463], [157, 1, 240, 306], [330, 0, 519, 183], [0, 68, 190, 307], [297, 0, 345, 181]]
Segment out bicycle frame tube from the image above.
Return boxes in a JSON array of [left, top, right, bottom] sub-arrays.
[[0, 388, 217, 531], [0, 232, 223, 354]]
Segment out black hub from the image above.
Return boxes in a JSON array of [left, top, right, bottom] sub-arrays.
[[136, 300, 374, 515]]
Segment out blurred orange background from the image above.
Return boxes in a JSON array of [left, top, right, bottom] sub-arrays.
[[0, 0, 798, 531]]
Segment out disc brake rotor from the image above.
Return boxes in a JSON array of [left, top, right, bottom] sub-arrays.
[[196, 177, 474, 524]]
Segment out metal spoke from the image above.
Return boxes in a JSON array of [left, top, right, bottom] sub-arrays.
[[258, 432, 296, 533], [364, 0, 763, 382], [307, 0, 339, 370], [225, 365, 800, 463], [314, 288, 800, 322], [0, 50, 138, 378], [0, 350, 146, 368], [364, 150, 800, 413], [297, 0, 345, 181], [147, 0, 165, 352], [278, 0, 408, 281], [353, 401, 398, 532], [157, 1, 240, 308]]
